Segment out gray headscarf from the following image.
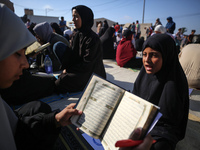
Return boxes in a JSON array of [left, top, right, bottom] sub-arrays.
[[33, 22, 53, 42], [0, 3, 36, 61]]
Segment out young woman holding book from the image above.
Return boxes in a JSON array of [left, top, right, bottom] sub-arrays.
[[0, 4, 82, 150], [132, 34, 189, 150]]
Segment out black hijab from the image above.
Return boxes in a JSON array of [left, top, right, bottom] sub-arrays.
[[71, 5, 93, 33], [71, 5, 94, 55], [100, 27, 115, 59], [133, 34, 189, 143]]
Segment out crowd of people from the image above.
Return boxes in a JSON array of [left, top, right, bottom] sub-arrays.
[[0, 0, 199, 149]]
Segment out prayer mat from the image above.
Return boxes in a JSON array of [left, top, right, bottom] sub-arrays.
[[54, 124, 94, 150]]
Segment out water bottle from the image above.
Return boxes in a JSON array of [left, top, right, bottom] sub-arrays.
[[44, 55, 53, 74]]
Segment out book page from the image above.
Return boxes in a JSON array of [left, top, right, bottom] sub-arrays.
[[101, 91, 157, 150], [71, 75, 125, 138]]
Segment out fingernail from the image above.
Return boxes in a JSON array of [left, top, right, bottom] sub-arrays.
[[134, 128, 142, 136]]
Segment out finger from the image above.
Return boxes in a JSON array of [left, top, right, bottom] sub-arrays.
[[129, 128, 142, 140], [137, 134, 153, 150], [67, 103, 77, 109], [64, 108, 82, 116]]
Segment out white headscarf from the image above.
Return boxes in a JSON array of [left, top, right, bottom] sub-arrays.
[[154, 25, 166, 34], [0, 4, 36, 150], [0, 3, 36, 61]]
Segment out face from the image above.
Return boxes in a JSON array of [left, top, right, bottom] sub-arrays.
[[0, 49, 29, 89], [142, 47, 163, 74], [35, 34, 45, 45], [72, 9, 82, 29]]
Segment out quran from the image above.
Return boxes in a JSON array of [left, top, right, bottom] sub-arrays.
[[26, 42, 50, 56], [71, 74, 161, 150]]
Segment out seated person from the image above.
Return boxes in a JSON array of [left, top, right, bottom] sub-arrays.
[[1, 5, 106, 105], [100, 27, 116, 59], [116, 29, 143, 69], [33, 21, 70, 71], [179, 43, 200, 89], [54, 5, 106, 93], [132, 34, 189, 150], [0, 4, 82, 150]]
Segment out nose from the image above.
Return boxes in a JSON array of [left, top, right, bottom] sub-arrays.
[[144, 55, 151, 63], [21, 55, 29, 69]]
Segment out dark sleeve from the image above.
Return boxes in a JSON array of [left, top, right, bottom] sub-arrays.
[[15, 101, 60, 150], [169, 22, 176, 33], [151, 81, 186, 143], [55, 34, 104, 93]]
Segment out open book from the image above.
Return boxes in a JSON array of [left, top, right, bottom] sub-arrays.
[[71, 74, 161, 150], [26, 42, 50, 56]]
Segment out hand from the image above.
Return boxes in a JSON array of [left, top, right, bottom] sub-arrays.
[[63, 69, 66, 74], [55, 103, 82, 127], [119, 128, 153, 150]]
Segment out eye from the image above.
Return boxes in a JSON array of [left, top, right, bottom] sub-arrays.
[[142, 53, 147, 57], [15, 52, 21, 57], [152, 53, 159, 57]]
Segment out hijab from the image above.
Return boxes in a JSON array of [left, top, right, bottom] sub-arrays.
[[33, 22, 53, 43], [71, 5, 94, 54], [100, 27, 115, 42], [100, 27, 115, 59], [133, 34, 189, 142], [72, 5, 94, 33], [0, 4, 36, 150], [50, 22, 63, 36], [0, 4, 36, 61]]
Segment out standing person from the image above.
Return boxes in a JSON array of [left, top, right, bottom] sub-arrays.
[[59, 16, 66, 32], [130, 22, 136, 38], [0, 4, 82, 150], [186, 29, 196, 44], [135, 20, 141, 40], [100, 27, 116, 59], [25, 19, 31, 28], [114, 22, 120, 35], [98, 19, 109, 37], [96, 21, 102, 35], [176, 28, 183, 44], [132, 34, 189, 150], [116, 29, 142, 69], [54, 5, 106, 93], [154, 18, 162, 28], [165, 16, 176, 34]]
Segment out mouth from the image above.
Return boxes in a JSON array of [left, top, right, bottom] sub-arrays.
[[15, 73, 23, 80], [145, 65, 153, 71]]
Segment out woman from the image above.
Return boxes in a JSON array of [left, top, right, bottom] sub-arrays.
[[33, 21, 70, 71], [0, 4, 82, 150], [100, 27, 116, 59], [55, 5, 106, 93], [50, 22, 63, 36], [98, 19, 109, 37], [116, 29, 143, 69], [132, 34, 189, 150]]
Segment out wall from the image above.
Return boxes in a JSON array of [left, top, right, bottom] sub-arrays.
[[27, 15, 59, 24]]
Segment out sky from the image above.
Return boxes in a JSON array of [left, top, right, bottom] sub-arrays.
[[11, 0, 200, 35]]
